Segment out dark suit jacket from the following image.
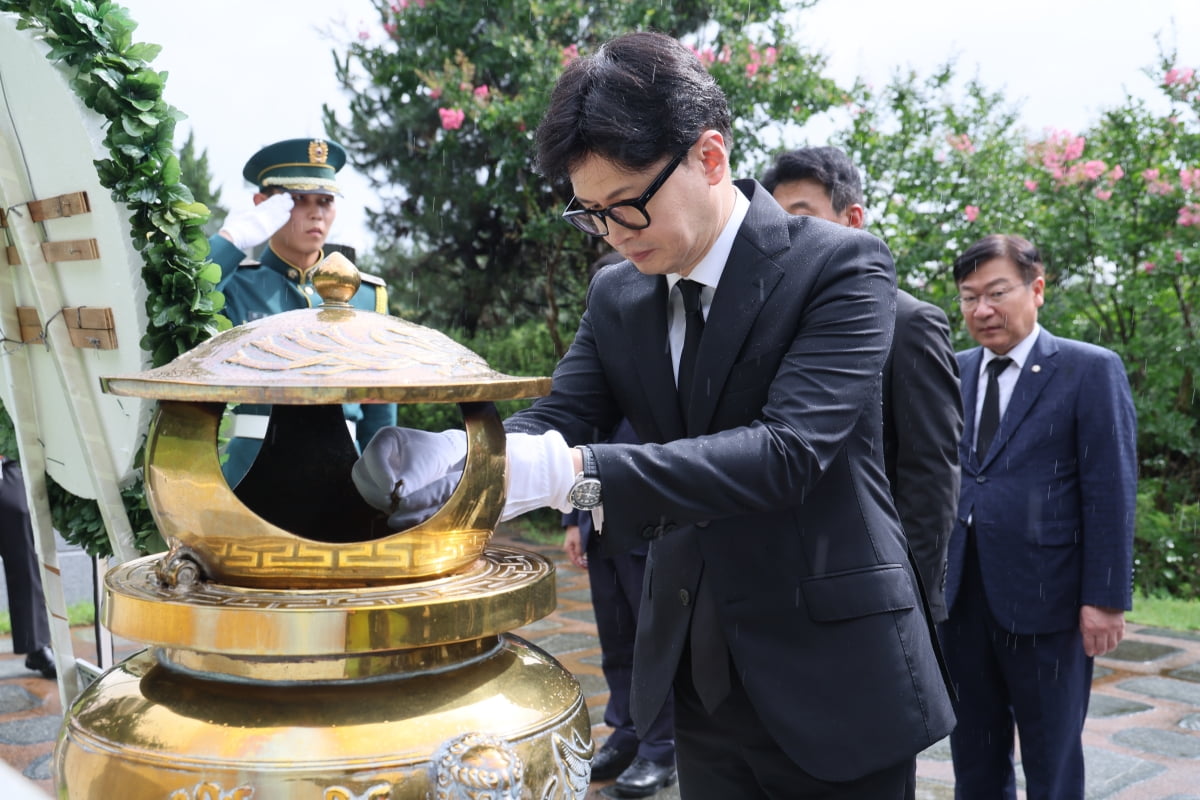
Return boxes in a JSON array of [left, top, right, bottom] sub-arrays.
[[507, 180, 954, 783], [946, 330, 1137, 633], [883, 290, 962, 623]]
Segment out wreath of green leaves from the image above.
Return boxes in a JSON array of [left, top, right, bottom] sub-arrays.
[[0, 1, 227, 556]]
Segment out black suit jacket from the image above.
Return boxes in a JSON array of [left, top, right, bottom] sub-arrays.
[[882, 290, 962, 623], [507, 181, 954, 782]]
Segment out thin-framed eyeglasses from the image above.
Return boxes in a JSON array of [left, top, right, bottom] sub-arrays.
[[561, 148, 689, 237], [956, 281, 1032, 311]]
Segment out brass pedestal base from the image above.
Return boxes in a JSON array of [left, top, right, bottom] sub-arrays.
[[55, 546, 593, 799]]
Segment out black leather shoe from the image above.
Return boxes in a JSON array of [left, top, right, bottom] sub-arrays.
[[24, 645, 56, 679], [590, 742, 637, 781], [614, 757, 677, 797]]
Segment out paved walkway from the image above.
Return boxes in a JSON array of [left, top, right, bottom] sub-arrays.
[[2, 529, 1199, 797]]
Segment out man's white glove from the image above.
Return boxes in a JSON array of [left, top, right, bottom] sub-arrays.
[[352, 427, 467, 529], [218, 193, 295, 250], [501, 430, 576, 521]]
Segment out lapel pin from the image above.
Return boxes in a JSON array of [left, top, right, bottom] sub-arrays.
[[1031, 364, 1041, 373]]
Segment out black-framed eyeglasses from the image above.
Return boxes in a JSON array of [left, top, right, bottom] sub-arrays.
[[561, 149, 689, 237]]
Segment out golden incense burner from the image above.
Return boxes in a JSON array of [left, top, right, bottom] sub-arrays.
[[55, 253, 593, 799]]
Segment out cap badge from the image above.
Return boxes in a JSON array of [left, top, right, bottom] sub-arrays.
[[308, 140, 330, 165]]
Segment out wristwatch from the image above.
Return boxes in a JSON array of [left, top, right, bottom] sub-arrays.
[[568, 446, 603, 510]]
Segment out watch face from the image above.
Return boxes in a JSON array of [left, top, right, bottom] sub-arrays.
[[569, 477, 602, 510]]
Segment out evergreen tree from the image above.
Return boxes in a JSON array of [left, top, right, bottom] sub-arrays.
[[178, 129, 227, 239]]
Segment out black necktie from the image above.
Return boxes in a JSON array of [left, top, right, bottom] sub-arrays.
[[976, 356, 1012, 463], [677, 279, 705, 421]]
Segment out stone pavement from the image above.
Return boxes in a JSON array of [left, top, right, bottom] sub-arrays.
[[1, 528, 1199, 798]]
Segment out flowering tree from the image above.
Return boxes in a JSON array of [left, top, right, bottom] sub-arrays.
[[826, 51, 1200, 595], [326, 0, 836, 349]]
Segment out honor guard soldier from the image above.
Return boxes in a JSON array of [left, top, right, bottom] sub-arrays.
[[209, 137, 396, 487]]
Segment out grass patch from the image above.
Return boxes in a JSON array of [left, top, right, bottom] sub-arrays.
[[1128, 591, 1200, 632], [0, 602, 95, 636]]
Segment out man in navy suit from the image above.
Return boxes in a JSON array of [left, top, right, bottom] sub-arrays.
[[941, 234, 1137, 799], [355, 31, 954, 800]]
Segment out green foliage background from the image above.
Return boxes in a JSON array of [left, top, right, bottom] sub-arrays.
[[1, 1, 1196, 598]]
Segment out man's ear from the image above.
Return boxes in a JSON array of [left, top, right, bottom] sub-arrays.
[[696, 130, 729, 186], [845, 204, 866, 229], [252, 192, 269, 206]]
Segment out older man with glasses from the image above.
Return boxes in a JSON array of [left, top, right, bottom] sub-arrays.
[[941, 233, 1137, 800]]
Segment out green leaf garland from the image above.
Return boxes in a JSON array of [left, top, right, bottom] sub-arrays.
[[0, 0, 228, 557]]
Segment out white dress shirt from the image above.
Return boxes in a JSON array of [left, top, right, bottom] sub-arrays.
[[972, 323, 1042, 451]]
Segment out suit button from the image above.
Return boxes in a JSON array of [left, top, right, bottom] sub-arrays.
[[976, 475, 987, 484], [679, 590, 691, 606]]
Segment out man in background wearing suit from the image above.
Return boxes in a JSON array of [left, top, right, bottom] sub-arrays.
[[0, 457, 56, 679], [761, 145, 962, 624], [354, 31, 953, 800], [942, 234, 1137, 799]]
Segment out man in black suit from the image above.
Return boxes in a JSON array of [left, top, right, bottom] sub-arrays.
[[354, 31, 953, 799], [761, 146, 962, 623], [0, 457, 56, 679]]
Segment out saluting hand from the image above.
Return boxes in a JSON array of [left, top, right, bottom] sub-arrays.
[[218, 192, 295, 250]]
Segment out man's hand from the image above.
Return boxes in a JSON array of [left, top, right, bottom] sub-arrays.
[[563, 525, 587, 569], [352, 427, 467, 529], [218, 193, 295, 250], [1080, 605, 1125, 657]]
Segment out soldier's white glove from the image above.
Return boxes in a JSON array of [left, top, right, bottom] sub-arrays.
[[501, 430, 576, 520], [218, 193, 295, 250]]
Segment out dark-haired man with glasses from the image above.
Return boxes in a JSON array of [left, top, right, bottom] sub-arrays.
[[353, 31, 953, 799], [942, 233, 1137, 799]]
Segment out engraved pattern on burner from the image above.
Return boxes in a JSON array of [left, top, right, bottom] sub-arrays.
[[116, 546, 547, 609]]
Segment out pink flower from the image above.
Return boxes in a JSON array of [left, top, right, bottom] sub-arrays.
[[438, 107, 465, 130], [1142, 168, 1160, 181], [947, 133, 976, 154], [718, 45, 732, 64], [764, 46, 778, 65], [1064, 135, 1085, 161], [964, 205, 980, 222], [1141, 261, 1156, 273], [1093, 188, 1113, 201], [561, 44, 579, 66], [1148, 180, 1174, 196], [1024, 179, 1039, 192], [473, 84, 489, 99], [1178, 203, 1200, 227], [429, 87, 443, 100], [745, 62, 760, 78], [1080, 160, 1107, 181], [1180, 168, 1200, 191], [358, 29, 370, 41], [383, 22, 397, 36], [1107, 165, 1124, 182], [1176, 250, 1184, 263], [1164, 67, 1196, 86]]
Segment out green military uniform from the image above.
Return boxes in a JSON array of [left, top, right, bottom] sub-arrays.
[[211, 138, 397, 486]]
